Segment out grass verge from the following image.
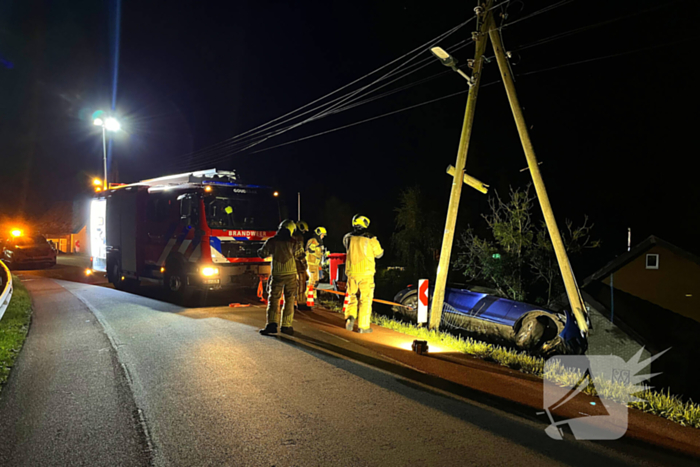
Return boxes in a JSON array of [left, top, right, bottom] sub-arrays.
[[0, 275, 33, 391], [376, 316, 700, 428], [318, 294, 700, 429]]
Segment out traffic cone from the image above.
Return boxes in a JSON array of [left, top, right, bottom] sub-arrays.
[[306, 285, 315, 308], [257, 277, 267, 304]]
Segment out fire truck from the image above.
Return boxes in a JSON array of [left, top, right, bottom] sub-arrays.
[[90, 169, 280, 299]]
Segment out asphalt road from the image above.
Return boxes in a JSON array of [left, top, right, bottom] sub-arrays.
[[1, 274, 694, 466]]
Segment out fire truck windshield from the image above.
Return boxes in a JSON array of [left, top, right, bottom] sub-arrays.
[[204, 189, 279, 231]]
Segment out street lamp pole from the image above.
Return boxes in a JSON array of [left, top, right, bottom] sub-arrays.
[[93, 116, 120, 191], [101, 125, 108, 191]]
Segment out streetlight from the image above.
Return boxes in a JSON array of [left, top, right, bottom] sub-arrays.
[[93, 116, 121, 191], [430, 47, 474, 85]]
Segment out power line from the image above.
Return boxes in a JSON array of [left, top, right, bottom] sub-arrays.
[[511, 0, 687, 54], [173, 16, 478, 165], [191, 79, 503, 168], [176, 0, 515, 169], [191, 33, 699, 163], [518, 35, 696, 77], [501, 0, 576, 29], [176, 0, 575, 169], [173, 39, 470, 169]]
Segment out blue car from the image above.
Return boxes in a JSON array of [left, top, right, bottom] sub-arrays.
[[393, 285, 588, 356]]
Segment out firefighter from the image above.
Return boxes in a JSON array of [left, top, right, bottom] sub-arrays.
[[343, 214, 383, 333], [257, 219, 305, 336], [305, 226, 326, 308], [293, 220, 309, 310]]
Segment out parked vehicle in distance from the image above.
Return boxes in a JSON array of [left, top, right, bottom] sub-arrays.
[[1, 234, 57, 270], [393, 285, 588, 356]]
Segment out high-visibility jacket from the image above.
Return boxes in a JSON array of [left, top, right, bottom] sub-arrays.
[[306, 237, 323, 268], [343, 230, 383, 276], [258, 230, 305, 276]]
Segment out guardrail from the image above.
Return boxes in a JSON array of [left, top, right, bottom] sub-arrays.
[[0, 259, 13, 321]]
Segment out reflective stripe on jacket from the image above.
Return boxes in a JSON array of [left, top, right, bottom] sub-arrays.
[[343, 230, 383, 276], [259, 232, 305, 276]]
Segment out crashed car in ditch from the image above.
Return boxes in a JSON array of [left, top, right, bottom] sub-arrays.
[[393, 285, 588, 356]]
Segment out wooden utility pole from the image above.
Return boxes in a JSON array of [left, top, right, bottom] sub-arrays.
[[429, 1, 493, 330], [486, 15, 589, 334], [429, 2, 589, 335]]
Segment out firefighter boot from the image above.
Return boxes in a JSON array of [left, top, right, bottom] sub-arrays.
[[281, 326, 294, 336], [357, 327, 373, 334], [345, 316, 355, 332], [259, 323, 278, 336]]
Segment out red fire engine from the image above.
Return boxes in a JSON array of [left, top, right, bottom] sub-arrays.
[[90, 169, 280, 299]]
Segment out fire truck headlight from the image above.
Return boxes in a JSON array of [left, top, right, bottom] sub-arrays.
[[201, 267, 219, 277]]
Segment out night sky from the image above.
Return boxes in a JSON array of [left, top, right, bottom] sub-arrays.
[[1, 0, 698, 276]]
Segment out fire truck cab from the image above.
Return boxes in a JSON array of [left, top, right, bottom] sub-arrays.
[[90, 169, 279, 299]]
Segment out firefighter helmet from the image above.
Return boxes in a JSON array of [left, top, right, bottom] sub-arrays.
[[279, 219, 296, 235], [315, 226, 327, 236], [296, 220, 309, 233], [352, 214, 370, 229]]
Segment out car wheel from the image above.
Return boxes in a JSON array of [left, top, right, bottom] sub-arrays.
[[515, 314, 546, 351], [399, 291, 418, 322]]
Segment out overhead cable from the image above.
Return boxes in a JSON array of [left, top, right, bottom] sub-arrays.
[[174, 16, 478, 164], [176, 0, 515, 168]]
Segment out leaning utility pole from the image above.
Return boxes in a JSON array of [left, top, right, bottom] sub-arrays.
[[429, 1, 589, 335], [486, 15, 588, 334], [429, 1, 493, 330]]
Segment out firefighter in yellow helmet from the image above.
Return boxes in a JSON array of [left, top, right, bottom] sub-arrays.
[[293, 220, 309, 310], [305, 226, 326, 307], [343, 214, 383, 333], [257, 219, 305, 336]]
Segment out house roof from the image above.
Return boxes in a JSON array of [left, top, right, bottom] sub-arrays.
[[582, 235, 700, 286]]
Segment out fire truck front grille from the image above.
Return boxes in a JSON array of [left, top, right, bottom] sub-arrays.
[[219, 241, 265, 258]]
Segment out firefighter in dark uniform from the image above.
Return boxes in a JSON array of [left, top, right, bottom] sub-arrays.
[[258, 219, 305, 336], [293, 220, 309, 310]]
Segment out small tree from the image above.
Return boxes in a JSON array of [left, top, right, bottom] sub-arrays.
[[392, 186, 441, 279], [454, 185, 600, 306], [454, 187, 534, 301], [529, 217, 601, 307]]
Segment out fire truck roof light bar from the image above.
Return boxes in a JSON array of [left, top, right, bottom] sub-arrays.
[[138, 169, 237, 187]]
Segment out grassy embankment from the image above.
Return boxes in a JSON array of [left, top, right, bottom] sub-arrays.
[[0, 275, 32, 390], [318, 294, 700, 429]]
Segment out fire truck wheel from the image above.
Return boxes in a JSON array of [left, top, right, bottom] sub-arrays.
[[111, 260, 127, 291], [165, 265, 193, 303]]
